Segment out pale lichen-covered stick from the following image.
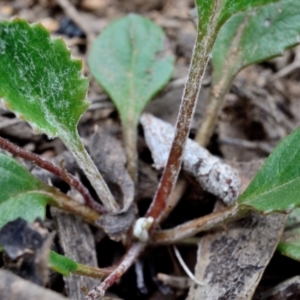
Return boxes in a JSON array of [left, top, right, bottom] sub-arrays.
[[140, 113, 241, 205]]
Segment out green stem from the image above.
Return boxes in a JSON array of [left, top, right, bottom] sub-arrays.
[[49, 251, 113, 279], [195, 14, 250, 147], [73, 263, 113, 279], [44, 188, 101, 225], [122, 119, 138, 184], [61, 132, 119, 213]]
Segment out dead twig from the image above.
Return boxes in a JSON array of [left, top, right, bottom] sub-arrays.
[[218, 136, 274, 154], [258, 276, 300, 300], [157, 273, 191, 289], [152, 205, 248, 245], [55, 0, 94, 44], [0, 117, 23, 129], [173, 245, 204, 286], [272, 45, 300, 79]]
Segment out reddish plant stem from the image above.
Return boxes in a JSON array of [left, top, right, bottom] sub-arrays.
[[84, 5, 224, 298], [0, 136, 106, 214], [84, 242, 145, 300], [145, 24, 218, 226]]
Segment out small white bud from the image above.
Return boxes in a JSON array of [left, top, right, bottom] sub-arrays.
[[133, 217, 154, 242]]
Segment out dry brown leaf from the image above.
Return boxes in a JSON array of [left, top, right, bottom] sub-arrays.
[[188, 161, 287, 300], [140, 113, 241, 205], [187, 212, 287, 300], [90, 129, 136, 240]]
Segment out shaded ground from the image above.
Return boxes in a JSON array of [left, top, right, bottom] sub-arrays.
[[1, 0, 300, 299]]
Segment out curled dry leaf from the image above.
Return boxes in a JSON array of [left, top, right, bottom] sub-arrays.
[[90, 130, 135, 212], [90, 130, 136, 240], [95, 205, 136, 241], [140, 113, 241, 205]]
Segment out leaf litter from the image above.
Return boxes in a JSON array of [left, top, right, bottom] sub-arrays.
[[140, 113, 241, 205], [1, 0, 300, 299]]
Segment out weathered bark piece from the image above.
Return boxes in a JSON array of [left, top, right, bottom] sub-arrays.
[[51, 208, 99, 300], [187, 159, 287, 300], [256, 276, 300, 300], [187, 212, 287, 300], [0, 269, 67, 300], [140, 113, 241, 205]]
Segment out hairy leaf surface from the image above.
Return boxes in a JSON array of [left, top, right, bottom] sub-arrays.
[[0, 19, 89, 139], [0, 19, 117, 210], [195, 0, 278, 33], [212, 0, 300, 82]]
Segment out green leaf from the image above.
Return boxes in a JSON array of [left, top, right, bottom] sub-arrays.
[[0, 153, 101, 230], [0, 153, 53, 229], [88, 14, 174, 180], [212, 0, 300, 83], [49, 251, 78, 276], [238, 128, 300, 213], [193, 0, 280, 72], [0, 19, 89, 139], [195, 0, 299, 147], [0, 193, 49, 230], [278, 208, 300, 261], [88, 14, 174, 128], [193, 0, 282, 88], [0, 154, 45, 202], [195, 0, 278, 33], [285, 207, 300, 228], [278, 242, 300, 261], [0, 19, 118, 211]]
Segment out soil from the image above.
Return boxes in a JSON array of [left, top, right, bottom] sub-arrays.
[[1, 0, 300, 300]]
